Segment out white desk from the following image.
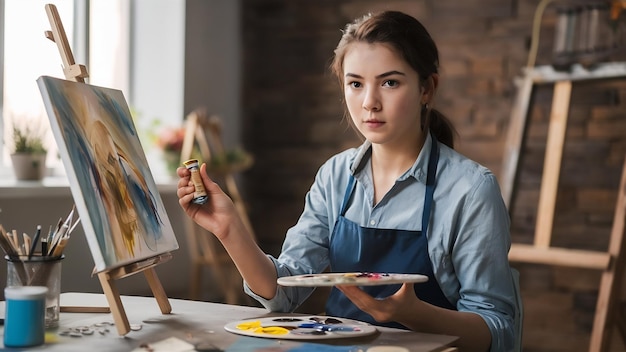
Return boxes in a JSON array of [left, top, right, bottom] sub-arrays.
[[1, 293, 458, 351]]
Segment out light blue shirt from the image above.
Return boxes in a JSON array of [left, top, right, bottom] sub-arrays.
[[245, 133, 518, 351]]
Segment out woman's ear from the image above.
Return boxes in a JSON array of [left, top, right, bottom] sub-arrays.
[[422, 73, 439, 105]]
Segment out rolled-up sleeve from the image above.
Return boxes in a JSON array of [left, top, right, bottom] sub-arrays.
[[244, 255, 311, 312], [451, 174, 517, 351]]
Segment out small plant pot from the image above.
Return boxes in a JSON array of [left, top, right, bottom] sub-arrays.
[[10, 153, 47, 181]]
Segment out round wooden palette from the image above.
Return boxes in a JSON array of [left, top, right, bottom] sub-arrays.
[[277, 272, 428, 287], [224, 315, 378, 340]]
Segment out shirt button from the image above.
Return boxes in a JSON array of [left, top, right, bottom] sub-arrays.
[[370, 220, 376, 225]]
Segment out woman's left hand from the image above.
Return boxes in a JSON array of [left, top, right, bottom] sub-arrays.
[[336, 283, 420, 324]]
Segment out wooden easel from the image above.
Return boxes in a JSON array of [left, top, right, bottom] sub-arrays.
[[180, 108, 255, 238], [44, 3, 172, 335], [502, 62, 626, 351], [180, 108, 254, 303]]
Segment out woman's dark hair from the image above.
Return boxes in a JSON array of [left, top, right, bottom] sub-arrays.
[[331, 11, 456, 148]]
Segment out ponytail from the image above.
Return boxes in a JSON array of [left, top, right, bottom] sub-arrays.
[[423, 107, 456, 149]]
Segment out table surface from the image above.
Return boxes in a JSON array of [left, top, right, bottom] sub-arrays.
[[1, 293, 458, 352]]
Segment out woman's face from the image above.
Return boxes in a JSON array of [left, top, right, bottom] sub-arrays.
[[342, 42, 426, 148]]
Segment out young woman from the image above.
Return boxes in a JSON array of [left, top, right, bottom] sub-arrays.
[[177, 11, 520, 352]]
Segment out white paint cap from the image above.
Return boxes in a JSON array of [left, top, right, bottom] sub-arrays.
[[4, 286, 48, 300]]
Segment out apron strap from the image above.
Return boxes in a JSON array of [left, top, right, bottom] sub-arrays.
[[340, 174, 357, 216], [340, 135, 440, 227], [421, 134, 439, 235]]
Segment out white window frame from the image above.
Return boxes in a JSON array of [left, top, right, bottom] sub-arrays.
[[1, 0, 186, 181]]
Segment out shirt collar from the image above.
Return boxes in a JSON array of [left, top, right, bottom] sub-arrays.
[[349, 133, 433, 184]]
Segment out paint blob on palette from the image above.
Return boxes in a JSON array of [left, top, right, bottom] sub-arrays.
[[276, 272, 428, 287], [224, 315, 377, 340]]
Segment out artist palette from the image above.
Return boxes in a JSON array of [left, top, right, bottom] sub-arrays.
[[224, 315, 377, 340], [277, 272, 429, 287]]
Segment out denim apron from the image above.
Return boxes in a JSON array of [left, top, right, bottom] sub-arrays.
[[326, 136, 455, 328]]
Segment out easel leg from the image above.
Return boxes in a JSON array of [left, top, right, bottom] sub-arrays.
[[501, 75, 534, 209], [144, 268, 172, 314], [97, 272, 131, 335], [590, 269, 620, 351], [589, 154, 626, 351], [534, 80, 572, 248], [617, 302, 626, 346]]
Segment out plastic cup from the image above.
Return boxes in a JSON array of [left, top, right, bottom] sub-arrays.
[[4, 286, 48, 347]]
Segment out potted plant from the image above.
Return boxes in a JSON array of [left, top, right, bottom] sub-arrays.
[[10, 125, 48, 180]]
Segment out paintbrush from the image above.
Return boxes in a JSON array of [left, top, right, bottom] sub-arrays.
[[11, 230, 20, 255], [52, 217, 63, 237], [51, 236, 69, 257], [68, 217, 81, 235], [58, 206, 74, 238], [4, 229, 20, 258], [22, 233, 31, 257], [28, 225, 42, 259], [41, 237, 49, 257], [49, 206, 75, 256], [0, 227, 28, 285], [0, 225, 18, 257], [42, 225, 53, 255], [48, 217, 63, 247]]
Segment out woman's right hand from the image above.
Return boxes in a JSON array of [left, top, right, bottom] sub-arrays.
[[176, 163, 238, 240]]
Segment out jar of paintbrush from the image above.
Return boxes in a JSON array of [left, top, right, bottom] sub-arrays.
[[5, 254, 64, 328], [1, 206, 78, 329]]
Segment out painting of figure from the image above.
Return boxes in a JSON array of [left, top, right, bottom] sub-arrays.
[[38, 75, 178, 271]]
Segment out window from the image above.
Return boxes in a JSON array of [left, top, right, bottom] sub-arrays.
[[1, 0, 75, 172], [1, 0, 190, 181]]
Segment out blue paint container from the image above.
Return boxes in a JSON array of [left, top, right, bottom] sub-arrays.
[[4, 286, 48, 347]]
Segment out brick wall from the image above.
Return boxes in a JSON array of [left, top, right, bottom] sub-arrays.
[[240, 1, 626, 350]]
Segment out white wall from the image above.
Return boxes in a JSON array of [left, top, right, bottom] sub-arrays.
[[183, 0, 242, 149], [130, 0, 243, 149], [130, 0, 185, 128]]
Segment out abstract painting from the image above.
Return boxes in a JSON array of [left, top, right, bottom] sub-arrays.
[[38, 76, 178, 271]]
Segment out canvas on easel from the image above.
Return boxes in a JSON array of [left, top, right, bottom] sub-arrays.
[[37, 3, 175, 335], [38, 76, 179, 270]]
